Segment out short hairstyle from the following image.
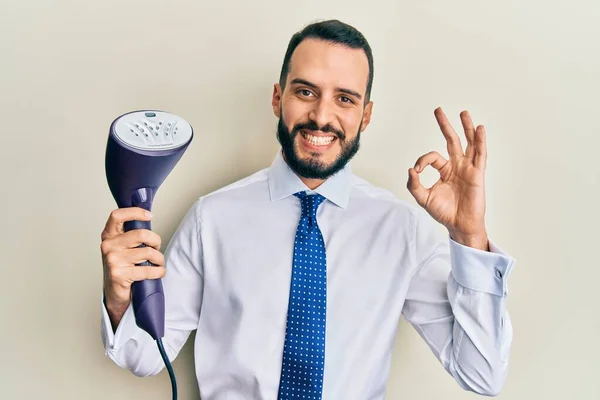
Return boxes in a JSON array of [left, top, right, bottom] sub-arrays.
[[278, 19, 374, 103]]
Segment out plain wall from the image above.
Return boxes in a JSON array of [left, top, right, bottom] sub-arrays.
[[1, 0, 598, 399]]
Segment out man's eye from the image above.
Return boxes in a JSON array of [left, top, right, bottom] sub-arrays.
[[296, 89, 313, 97], [340, 96, 353, 104]]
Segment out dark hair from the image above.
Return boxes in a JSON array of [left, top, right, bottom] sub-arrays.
[[278, 19, 374, 103]]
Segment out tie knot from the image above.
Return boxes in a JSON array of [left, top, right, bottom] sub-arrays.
[[294, 191, 326, 219]]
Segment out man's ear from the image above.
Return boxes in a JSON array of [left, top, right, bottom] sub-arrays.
[[272, 83, 282, 118], [360, 101, 374, 132]]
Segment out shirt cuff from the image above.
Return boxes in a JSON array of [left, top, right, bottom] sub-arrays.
[[448, 237, 516, 297], [101, 293, 140, 352]]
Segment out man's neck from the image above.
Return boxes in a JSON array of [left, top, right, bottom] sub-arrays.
[[281, 151, 326, 190], [300, 176, 326, 191]]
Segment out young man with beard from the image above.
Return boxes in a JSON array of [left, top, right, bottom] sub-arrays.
[[100, 19, 516, 399]]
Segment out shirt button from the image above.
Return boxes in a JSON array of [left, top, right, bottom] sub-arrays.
[[495, 269, 503, 279]]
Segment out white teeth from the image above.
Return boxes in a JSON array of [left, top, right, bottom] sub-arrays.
[[304, 132, 335, 146]]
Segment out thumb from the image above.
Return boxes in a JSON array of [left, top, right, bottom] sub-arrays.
[[407, 168, 429, 208]]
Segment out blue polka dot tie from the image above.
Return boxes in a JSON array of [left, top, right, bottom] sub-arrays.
[[278, 191, 327, 400]]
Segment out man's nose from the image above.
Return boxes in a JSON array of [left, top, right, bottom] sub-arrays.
[[308, 98, 335, 130]]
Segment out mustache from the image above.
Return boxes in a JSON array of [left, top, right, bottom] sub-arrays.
[[292, 120, 346, 141]]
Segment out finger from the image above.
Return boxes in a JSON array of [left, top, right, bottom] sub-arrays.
[[473, 125, 487, 169], [102, 207, 153, 241], [126, 246, 165, 267], [113, 229, 162, 251], [407, 168, 429, 208], [460, 110, 476, 160], [101, 229, 162, 255], [434, 107, 464, 159], [123, 265, 167, 282], [414, 151, 449, 173]]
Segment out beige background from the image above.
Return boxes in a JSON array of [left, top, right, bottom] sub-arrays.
[[1, 0, 598, 399]]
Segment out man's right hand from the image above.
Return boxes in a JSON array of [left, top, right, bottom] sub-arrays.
[[100, 207, 165, 331]]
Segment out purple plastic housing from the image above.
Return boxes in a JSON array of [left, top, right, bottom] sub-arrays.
[[105, 110, 193, 340]]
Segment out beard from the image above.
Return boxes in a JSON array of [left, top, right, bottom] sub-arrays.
[[276, 113, 361, 180]]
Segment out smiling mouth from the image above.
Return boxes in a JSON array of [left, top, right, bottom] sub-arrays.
[[300, 130, 337, 146]]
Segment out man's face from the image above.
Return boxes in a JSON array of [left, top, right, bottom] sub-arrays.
[[272, 38, 373, 180]]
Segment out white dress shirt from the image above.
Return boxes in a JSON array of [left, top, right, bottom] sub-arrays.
[[101, 150, 516, 399]]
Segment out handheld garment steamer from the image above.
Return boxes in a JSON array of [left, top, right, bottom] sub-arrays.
[[105, 110, 193, 400]]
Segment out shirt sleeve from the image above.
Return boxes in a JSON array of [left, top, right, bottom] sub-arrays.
[[401, 208, 516, 396], [100, 199, 204, 377]]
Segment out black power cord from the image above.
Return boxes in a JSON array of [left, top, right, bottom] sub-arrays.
[[156, 338, 177, 400]]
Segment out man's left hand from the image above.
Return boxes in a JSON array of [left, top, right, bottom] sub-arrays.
[[407, 107, 489, 251]]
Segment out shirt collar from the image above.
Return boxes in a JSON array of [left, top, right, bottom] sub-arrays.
[[267, 149, 352, 209]]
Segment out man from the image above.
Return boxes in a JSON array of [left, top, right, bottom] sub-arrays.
[[100, 19, 515, 399]]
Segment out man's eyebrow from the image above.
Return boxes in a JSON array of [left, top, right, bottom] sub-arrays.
[[290, 78, 363, 100], [338, 87, 362, 100], [290, 78, 319, 89]]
